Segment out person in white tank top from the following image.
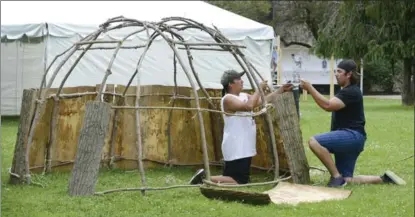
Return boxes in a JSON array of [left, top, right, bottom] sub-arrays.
[[189, 70, 293, 185]]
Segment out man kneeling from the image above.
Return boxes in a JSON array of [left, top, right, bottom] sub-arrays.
[[189, 70, 292, 185], [300, 59, 406, 187]]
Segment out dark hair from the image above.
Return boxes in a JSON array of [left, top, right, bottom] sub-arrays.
[[337, 59, 360, 84], [221, 84, 229, 97], [349, 72, 359, 85]]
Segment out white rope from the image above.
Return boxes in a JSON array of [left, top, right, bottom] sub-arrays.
[[8, 168, 20, 178], [111, 103, 274, 117]]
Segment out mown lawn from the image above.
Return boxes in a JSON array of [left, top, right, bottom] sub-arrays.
[[1, 97, 414, 217]]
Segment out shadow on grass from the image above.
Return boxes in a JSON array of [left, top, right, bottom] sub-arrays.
[[1, 116, 20, 124]]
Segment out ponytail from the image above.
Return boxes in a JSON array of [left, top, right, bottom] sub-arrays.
[[221, 84, 228, 97]]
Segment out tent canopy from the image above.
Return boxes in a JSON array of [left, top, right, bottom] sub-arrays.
[[1, 1, 274, 40], [1, 1, 275, 115]]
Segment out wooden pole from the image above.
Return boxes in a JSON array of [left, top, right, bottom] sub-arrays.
[[208, 25, 280, 180], [135, 71, 147, 195], [330, 55, 335, 99], [240, 56, 280, 181], [360, 58, 364, 94], [96, 29, 146, 101], [68, 101, 112, 196], [143, 22, 212, 180], [45, 97, 59, 173], [108, 26, 155, 168], [24, 31, 102, 183], [276, 36, 282, 85], [167, 51, 178, 166]]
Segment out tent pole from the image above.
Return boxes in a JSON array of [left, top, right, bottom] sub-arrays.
[[42, 23, 49, 88]]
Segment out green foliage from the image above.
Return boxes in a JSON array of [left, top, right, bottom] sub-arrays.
[[313, 2, 371, 59], [314, 1, 415, 62], [313, 0, 414, 103], [362, 59, 403, 93]]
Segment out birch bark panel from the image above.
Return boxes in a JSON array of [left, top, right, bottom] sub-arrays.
[[101, 84, 115, 166], [253, 115, 272, 169], [184, 88, 212, 164], [205, 88, 224, 162], [52, 86, 97, 172], [253, 105, 288, 170], [135, 85, 166, 164], [113, 85, 138, 169], [167, 87, 199, 165], [24, 85, 299, 175], [139, 85, 192, 165]]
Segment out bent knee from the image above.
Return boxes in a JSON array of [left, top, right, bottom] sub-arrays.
[[308, 137, 320, 148]]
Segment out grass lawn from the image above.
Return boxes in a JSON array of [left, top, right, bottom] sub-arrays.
[[1, 97, 414, 217]]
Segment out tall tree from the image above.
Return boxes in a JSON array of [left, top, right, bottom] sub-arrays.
[[314, 1, 415, 105], [272, 1, 340, 48], [205, 1, 335, 48]]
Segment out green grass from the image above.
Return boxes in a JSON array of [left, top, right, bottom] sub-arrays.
[[1, 97, 414, 217]]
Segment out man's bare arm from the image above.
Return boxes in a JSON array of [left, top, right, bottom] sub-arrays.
[[305, 83, 345, 112], [254, 84, 292, 107], [224, 91, 261, 113]]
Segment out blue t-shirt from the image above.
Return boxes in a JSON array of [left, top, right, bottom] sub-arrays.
[[331, 84, 366, 137]]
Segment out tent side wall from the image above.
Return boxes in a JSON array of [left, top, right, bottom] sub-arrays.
[[1, 37, 46, 116]]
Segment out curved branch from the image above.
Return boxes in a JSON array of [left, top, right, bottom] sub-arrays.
[[96, 27, 149, 101], [30, 15, 284, 187], [280, 37, 312, 48], [24, 29, 104, 184]]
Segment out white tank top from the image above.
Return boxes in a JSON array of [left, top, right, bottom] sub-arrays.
[[220, 93, 257, 161]]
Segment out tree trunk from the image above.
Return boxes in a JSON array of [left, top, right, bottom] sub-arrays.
[[270, 92, 310, 184], [387, 60, 396, 94], [9, 89, 37, 184], [401, 58, 414, 106], [68, 101, 112, 196]]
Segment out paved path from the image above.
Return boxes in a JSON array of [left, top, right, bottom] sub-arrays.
[[364, 95, 401, 99]]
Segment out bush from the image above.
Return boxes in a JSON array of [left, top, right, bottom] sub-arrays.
[[362, 58, 403, 93]]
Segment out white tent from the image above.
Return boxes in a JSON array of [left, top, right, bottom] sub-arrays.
[[1, 1, 275, 115]]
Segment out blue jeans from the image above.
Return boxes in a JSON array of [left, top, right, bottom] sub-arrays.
[[314, 129, 366, 177]]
